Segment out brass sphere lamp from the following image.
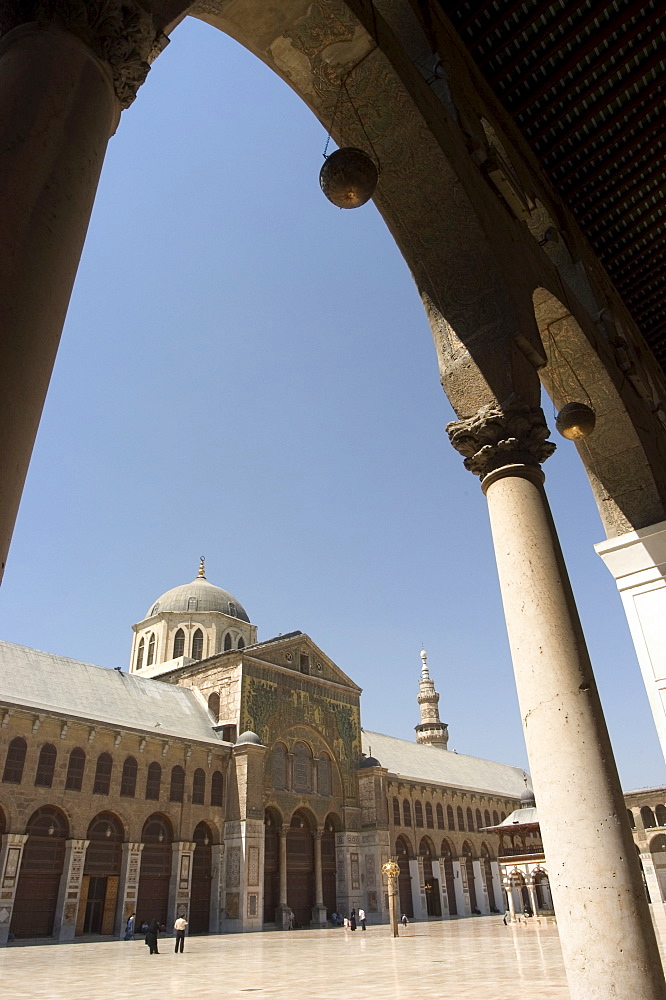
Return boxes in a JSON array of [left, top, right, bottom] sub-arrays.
[[555, 401, 596, 440], [319, 146, 378, 209]]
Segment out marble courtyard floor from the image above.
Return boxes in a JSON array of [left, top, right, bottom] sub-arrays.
[[0, 918, 573, 1000]]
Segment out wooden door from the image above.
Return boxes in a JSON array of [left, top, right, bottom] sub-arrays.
[[76, 876, 90, 936], [190, 843, 212, 934], [101, 875, 119, 934]]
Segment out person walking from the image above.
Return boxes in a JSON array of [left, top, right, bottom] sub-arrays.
[[124, 912, 136, 940], [358, 907, 366, 931], [174, 914, 188, 953], [401, 913, 408, 928], [144, 918, 160, 954], [350, 907, 357, 931]]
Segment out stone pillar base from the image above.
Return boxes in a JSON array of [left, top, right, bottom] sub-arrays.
[[311, 904, 328, 927], [275, 904, 293, 930]]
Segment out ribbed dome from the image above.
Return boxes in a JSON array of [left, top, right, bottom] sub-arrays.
[[145, 574, 250, 622]]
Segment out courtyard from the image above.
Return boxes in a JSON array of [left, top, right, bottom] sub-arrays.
[[2, 918, 571, 1000]]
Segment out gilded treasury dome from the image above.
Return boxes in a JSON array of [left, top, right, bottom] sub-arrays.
[[145, 560, 250, 622]]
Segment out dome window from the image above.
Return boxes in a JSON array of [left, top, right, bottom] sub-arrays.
[[149, 603, 159, 616], [187, 597, 197, 611], [173, 629, 185, 658], [228, 602, 236, 617]]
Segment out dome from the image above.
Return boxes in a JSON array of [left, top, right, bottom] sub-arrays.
[[359, 755, 381, 769], [520, 785, 536, 808], [236, 731, 262, 745], [145, 567, 250, 622]]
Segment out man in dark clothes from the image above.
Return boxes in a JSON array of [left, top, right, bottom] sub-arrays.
[[145, 918, 160, 954]]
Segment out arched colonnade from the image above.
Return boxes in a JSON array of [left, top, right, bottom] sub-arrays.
[[0, 0, 665, 994], [1, 804, 219, 940], [395, 834, 500, 920]]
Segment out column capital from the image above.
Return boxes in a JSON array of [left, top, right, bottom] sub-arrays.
[[447, 397, 555, 480], [0, 0, 168, 108]]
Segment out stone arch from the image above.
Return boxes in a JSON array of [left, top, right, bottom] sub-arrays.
[[323, 811, 343, 833], [461, 840, 478, 913], [533, 286, 666, 535], [191, 820, 215, 934], [11, 805, 69, 938], [137, 812, 174, 927], [479, 841, 497, 911], [418, 835, 436, 857], [286, 808, 316, 927], [185, 2, 544, 422], [642, 806, 657, 829], [263, 806, 283, 925], [0, 802, 5, 836], [439, 838, 457, 917], [656, 804, 666, 827], [395, 834, 413, 918], [80, 811, 125, 935]]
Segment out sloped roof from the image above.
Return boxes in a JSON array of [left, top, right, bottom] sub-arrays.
[[0, 641, 222, 745], [362, 730, 528, 798]]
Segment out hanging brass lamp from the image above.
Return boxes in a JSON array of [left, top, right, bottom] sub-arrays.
[[555, 401, 596, 440], [320, 147, 378, 208]]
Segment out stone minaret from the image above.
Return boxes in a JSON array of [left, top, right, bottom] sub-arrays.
[[415, 648, 449, 748]]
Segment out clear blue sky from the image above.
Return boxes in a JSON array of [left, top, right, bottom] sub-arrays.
[[0, 18, 662, 792]]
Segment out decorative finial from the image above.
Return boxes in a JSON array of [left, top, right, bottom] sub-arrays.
[[198, 557, 206, 578], [420, 647, 429, 677]]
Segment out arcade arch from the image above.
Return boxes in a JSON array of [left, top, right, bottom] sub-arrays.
[[11, 806, 69, 938], [79, 812, 124, 935], [136, 813, 173, 927], [190, 821, 214, 934], [395, 834, 414, 919]]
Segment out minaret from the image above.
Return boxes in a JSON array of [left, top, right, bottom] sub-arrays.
[[415, 648, 449, 748]]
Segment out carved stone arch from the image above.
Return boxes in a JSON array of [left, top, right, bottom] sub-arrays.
[[480, 840, 495, 861], [533, 286, 666, 535], [396, 833, 414, 859], [323, 811, 342, 833], [188, 1, 542, 419], [264, 805, 284, 831], [439, 837, 457, 860], [461, 838, 477, 861], [289, 806, 317, 832], [418, 835, 436, 858]]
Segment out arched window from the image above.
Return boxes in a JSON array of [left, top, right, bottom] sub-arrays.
[[457, 806, 465, 831], [484, 809, 491, 827], [425, 802, 434, 828], [492, 810, 499, 826], [65, 747, 86, 791], [656, 805, 666, 827], [207, 692, 220, 722], [211, 770, 224, 807], [292, 742, 312, 793], [192, 629, 203, 660], [641, 806, 657, 828], [238, 637, 245, 650], [627, 808, 636, 828], [224, 632, 232, 651], [403, 800, 412, 827], [146, 633, 156, 666], [93, 752, 113, 795], [145, 762, 161, 800], [192, 768, 206, 805], [271, 744, 287, 789], [500, 811, 506, 822], [475, 809, 483, 830], [35, 744, 57, 787], [170, 766, 185, 803], [228, 602, 236, 617], [317, 754, 332, 796], [136, 637, 144, 670], [393, 797, 401, 826], [414, 801, 424, 827], [447, 805, 455, 830], [173, 629, 185, 658], [120, 756, 138, 798], [466, 808, 474, 831], [436, 803, 444, 829], [86, 812, 124, 875]]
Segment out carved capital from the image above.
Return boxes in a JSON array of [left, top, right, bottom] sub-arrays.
[[447, 398, 556, 478], [0, 0, 168, 109]]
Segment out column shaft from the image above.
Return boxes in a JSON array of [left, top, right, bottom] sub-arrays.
[[484, 464, 664, 1000], [279, 829, 288, 906], [314, 832, 323, 907], [0, 24, 118, 581]]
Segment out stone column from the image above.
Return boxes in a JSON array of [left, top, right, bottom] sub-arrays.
[[311, 831, 327, 926], [209, 844, 224, 934], [641, 852, 663, 906], [168, 841, 195, 930], [0, 833, 27, 944], [448, 399, 665, 1000], [0, 2, 164, 582], [491, 860, 503, 913], [117, 842, 144, 936], [595, 520, 666, 763], [408, 858, 425, 919], [53, 838, 89, 942], [527, 880, 539, 918], [451, 860, 466, 916], [472, 859, 489, 914], [275, 825, 290, 930], [505, 881, 517, 922]]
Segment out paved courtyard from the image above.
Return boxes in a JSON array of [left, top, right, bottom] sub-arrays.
[[4, 913, 666, 1000], [1, 918, 572, 1000]]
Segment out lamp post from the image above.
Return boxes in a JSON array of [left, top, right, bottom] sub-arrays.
[[381, 860, 400, 938]]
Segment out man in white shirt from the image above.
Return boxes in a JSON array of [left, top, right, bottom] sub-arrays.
[[174, 914, 188, 953]]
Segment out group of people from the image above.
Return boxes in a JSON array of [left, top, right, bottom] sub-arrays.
[[124, 912, 189, 953], [330, 907, 367, 931]]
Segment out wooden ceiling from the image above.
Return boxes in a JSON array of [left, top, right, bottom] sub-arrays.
[[446, 0, 666, 374]]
